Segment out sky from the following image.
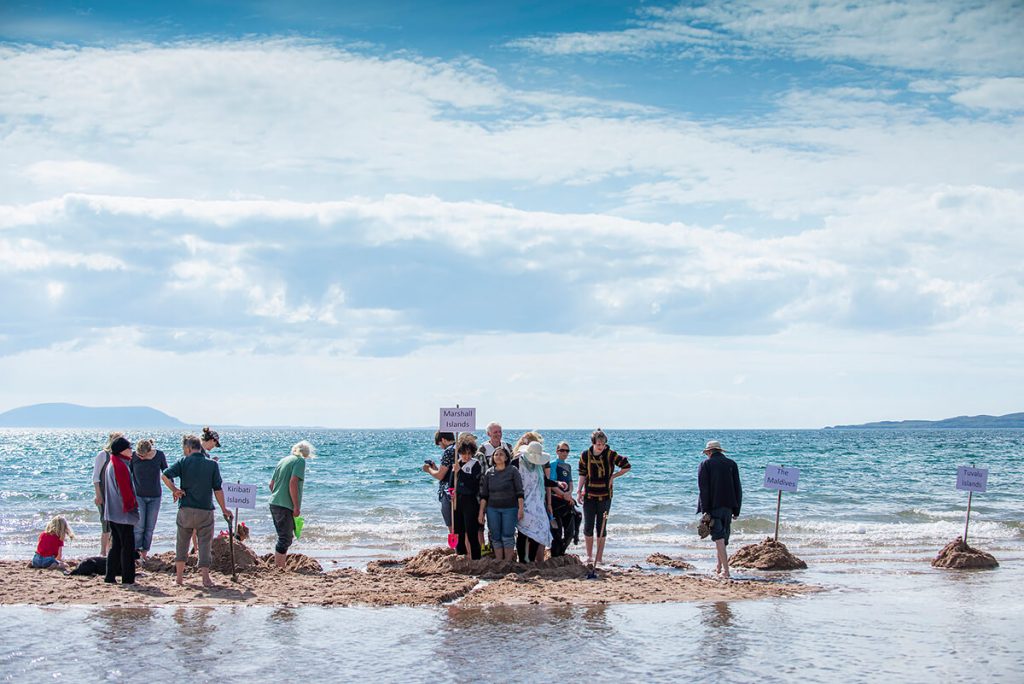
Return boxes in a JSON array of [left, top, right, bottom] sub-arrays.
[[0, 0, 1022, 428]]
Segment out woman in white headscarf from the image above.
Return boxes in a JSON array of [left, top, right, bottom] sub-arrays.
[[516, 439, 553, 563]]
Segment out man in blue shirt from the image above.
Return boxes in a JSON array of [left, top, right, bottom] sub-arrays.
[[162, 434, 233, 588]]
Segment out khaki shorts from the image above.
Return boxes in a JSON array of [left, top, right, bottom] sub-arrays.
[[96, 503, 110, 534]]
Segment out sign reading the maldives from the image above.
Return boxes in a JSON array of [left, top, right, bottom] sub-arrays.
[[763, 465, 800, 492], [956, 466, 988, 493], [439, 407, 476, 432], [223, 482, 258, 509]]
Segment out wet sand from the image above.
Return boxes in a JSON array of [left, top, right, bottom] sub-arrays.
[[1, 548, 817, 608]]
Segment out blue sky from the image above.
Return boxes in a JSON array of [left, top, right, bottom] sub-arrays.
[[0, 1, 1022, 428]]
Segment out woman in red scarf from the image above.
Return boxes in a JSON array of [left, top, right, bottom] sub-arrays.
[[102, 436, 140, 584]]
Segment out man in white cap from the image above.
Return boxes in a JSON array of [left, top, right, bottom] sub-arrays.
[[697, 440, 742, 578]]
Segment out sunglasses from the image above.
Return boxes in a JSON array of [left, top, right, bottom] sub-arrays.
[[556, 448, 569, 453]]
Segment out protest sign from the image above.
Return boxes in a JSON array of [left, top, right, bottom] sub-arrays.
[[223, 482, 258, 510], [764, 465, 800, 492], [439, 406, 476, 432]]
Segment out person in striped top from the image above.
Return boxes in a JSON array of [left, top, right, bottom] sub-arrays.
[[576, 429, 630, 565]]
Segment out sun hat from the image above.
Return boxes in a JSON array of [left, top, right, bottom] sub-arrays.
[[704, 440, 726, 453], [523, 441, 551, 465]]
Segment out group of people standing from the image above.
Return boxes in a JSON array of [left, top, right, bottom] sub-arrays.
[[422, 424, 632, 566], [74, 428, 314, 587], [85, 429, 233, 586], [422, 427, 744, 576], [32, 426, 744, 581]]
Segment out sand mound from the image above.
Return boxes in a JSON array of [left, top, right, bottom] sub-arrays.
[[729, 538, 807, 570], [365, 558, 404, 573], [211, 536, 262, 574], [400, 547, 590, 579], [931, 538, 998, 569], [260, 553, 323, 574], [647, 553, 695, 570], [144, 552, 188, 573], [141, 539, 262, 575]]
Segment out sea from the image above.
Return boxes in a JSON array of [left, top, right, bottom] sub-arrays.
[[1, 428, 1022, 681]]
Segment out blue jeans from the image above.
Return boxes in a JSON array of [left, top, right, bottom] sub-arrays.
[[134, 495, 162, 552], [486, 507, 518, 549]]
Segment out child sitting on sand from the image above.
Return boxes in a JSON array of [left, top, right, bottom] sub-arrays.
[[31, 516, 75, 570]]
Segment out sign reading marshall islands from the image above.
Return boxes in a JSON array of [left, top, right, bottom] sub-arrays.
[[439, 407, 476, 432]]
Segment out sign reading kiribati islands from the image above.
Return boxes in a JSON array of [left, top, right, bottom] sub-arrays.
[[763, 465, 800, 492], [439, 406, 476, 432], [223, 482, 258, 510], [956, 466, 988, 493]]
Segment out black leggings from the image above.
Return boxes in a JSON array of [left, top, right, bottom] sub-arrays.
[[583, 497, 612, 538], [105, 522, 136, 584], [516, 532, 542, 562], [453, 494, 481, 560]]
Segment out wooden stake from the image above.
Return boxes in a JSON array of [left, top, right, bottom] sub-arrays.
[[773, 464, 783, 542], [774, 489, 782, 542], [963, 462, 975, 545], [963, 490, 973, 545], [227, 479, 238, 582]]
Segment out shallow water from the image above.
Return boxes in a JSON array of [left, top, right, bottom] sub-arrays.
[[2, 428, 1022, 565], [1, 562, 1021, 681], [1, 428, 1021, 680]]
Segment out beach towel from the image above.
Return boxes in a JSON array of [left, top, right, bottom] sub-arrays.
[[517, 449, 552, 547]]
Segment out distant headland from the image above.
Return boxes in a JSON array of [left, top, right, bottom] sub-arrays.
[[826, 412, 1024, 429], [0, 403, 189, 428]]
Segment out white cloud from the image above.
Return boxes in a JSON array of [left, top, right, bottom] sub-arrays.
[[510, 0, 1024, 76], [0, 184, 1021, 361], [951, 77, 1024, 111], [24, 160, 143, 191], [0, 237, 125, 271], [0, 40, 1019, 223]]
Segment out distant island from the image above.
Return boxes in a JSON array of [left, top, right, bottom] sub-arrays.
[[0, 403, 189, 428], [826, 412, 1024, 429]]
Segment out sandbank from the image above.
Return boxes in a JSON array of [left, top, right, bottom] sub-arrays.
[[1, 547, 818, 608]]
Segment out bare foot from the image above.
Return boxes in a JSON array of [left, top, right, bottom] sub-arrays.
[[203, 581, 216, 589]]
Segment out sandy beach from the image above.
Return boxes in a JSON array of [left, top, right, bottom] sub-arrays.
[[0, 546, 814, 608]]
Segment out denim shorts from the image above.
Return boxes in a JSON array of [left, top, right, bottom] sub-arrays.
[[31, 553, 59, 568]]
